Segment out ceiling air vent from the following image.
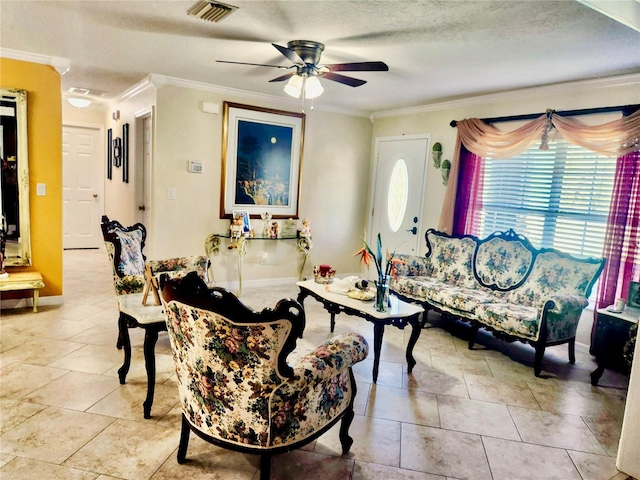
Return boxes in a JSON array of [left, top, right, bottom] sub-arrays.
[[67, 87, 106, 97], [187, 1, 238, 22]]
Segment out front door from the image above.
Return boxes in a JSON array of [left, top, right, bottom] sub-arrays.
[[369, 135, 429, 256], [62, 124, 103, 249]]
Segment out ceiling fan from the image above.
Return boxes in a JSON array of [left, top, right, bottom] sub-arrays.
[[217, 40, 388, 98]]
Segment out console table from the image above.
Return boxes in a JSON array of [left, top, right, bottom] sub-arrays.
[[590, 305, 639, 386], [0, 271, 45, 312], [296, 279, 424, 383], [207, 233, 312, 295]]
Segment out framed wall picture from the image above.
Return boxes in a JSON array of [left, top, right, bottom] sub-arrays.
[[107, 128, 113, 180], [628, 281, 640, 308], [221, 102, 305, 219]]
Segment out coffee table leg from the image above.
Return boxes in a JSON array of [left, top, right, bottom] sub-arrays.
[[143, 327, 160, 419], [372, 323, 385, 383], [406, 313, 422, 374]]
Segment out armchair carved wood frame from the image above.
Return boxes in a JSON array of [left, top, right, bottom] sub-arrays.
[[160, 272, 369, 480], [100, 215, 210, 418]]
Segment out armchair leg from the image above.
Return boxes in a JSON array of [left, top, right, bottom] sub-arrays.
[[339, 406, 355, 454], [568, 337, 576, 364], [260, 454, 271, 480], [339, 371, 356, 454], [177, 414, 190, 464], [534, 342, 546, 377]]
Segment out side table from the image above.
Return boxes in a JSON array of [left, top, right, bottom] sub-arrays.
[[116, 293, 167, 418], [0, 271, 45, 312], [590, 306, 639, 386]]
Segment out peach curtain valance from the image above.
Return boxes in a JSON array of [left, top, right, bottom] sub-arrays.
[[438, 108, 640, 233], [457, 108, 640, 159]]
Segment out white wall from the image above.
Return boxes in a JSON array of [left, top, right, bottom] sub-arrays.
[[371, 79, 640, 255], [151, 84, 373, 285]]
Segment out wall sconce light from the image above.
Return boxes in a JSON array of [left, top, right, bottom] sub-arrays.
[[112, 110, 120, 121], [67, 97, 92, 108]]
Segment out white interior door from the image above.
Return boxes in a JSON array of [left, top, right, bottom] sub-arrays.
[[62, 124, 103, 249], [136, 112, 152, 228], [369, 135, 429, 255]]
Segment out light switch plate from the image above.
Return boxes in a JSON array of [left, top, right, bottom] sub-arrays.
[[37, 183, 46, 196], [168, 188, 176, 200]]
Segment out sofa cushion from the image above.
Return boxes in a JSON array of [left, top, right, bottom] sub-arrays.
[[393, 253, 434, 278], [474, 235, 533, 290], [114, 229, 146, 275], [426, 231, 478, 288], [474, 302, 540, 341], [505, 251, 603, 307], [391, 275, 441, 300], [427, 285, 502, 315]]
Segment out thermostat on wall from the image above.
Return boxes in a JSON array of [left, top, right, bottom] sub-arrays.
[[188, 160, 203, 173]]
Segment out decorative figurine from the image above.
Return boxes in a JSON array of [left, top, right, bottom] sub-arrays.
[[299, 218, 312, 238], [269, 221, 279, 239], [261, 211, 272, 237], [229, 215, 243, 248]]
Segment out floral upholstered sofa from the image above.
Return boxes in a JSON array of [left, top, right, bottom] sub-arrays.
[[391, 228, 605, 376], [160, 272, 368, 479]]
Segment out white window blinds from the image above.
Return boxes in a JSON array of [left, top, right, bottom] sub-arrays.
[[472, 138, 615, 259]]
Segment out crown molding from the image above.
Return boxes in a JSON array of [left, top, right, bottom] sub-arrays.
[[0, 48, 70, 75], [371, 73, 640, 120], [143, 73, 369, 117]]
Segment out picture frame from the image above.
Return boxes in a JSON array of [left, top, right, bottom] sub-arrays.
[[221, 102, 305, 219], [628, 281, 640, 308], [107, 128, 112, 180], [233, 210, 251, 236]]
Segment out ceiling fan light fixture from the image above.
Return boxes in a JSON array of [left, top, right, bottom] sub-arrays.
[[284, 75, 303, 98], [304, 76, 324, 99], [67, 97, 92, 108]]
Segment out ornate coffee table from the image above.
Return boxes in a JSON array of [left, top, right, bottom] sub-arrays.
[[296, 279, 424, 382]]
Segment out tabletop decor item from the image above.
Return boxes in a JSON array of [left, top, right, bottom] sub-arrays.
[[354, 232, 405, 312], [313, 264, 336, 284]]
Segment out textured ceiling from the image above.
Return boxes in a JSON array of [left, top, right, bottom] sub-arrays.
[[1, 0, 639, 114]]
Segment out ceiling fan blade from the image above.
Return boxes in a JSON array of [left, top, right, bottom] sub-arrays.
[[269, 72, 295, 82], [216, 60, 290, 69], [323, 61, 389, 72], [272, 43, 305, 66], [321, 72, 367, 87]]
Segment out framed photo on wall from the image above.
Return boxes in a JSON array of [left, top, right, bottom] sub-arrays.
[[221, 102, 305, 219], [233, 210, 251, 236]]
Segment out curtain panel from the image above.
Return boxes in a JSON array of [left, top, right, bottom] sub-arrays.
[[439, 109, 640, 233]]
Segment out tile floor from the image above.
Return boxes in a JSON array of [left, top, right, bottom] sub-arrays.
[[0, 248, 635, 480]]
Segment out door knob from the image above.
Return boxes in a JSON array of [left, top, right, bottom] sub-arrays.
[[93, 194, 98, 198], [138, 205, 146, 211], [406, 226, 418, 235]]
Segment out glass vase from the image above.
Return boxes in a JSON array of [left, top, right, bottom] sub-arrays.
[[374, 276, 390, 313]]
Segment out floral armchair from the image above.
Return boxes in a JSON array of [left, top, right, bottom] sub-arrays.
[[100, 215, 210, 347], [159, 272, 369, 480]]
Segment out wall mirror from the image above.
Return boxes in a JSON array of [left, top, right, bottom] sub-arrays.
[[1, 88, 32, 266]]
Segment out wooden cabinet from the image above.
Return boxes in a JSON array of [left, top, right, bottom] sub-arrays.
[[590, 306, 639, 385]]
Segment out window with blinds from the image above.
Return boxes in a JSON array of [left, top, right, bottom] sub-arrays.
[[472, 138, 616, 259]]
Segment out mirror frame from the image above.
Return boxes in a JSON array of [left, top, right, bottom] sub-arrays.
[[1, 88, 32, 266]]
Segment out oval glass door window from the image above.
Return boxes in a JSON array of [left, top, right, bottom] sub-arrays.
[[387, 159, 409, 232]]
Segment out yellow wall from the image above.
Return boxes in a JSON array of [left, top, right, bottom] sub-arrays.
[[1, 58, 63, 297]]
